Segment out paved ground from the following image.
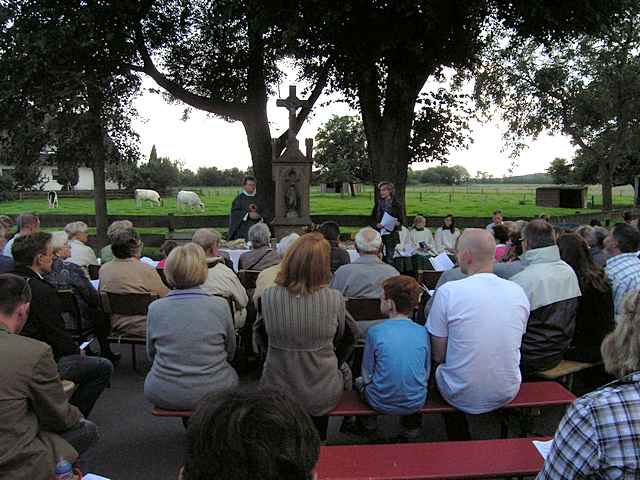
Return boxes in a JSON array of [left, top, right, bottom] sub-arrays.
[[88, 344, 586, 480]]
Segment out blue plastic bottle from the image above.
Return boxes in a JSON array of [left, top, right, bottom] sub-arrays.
[[54, 459, 74, 480]]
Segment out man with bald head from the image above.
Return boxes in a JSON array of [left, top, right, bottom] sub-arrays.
[[427, 229, 530, 438]]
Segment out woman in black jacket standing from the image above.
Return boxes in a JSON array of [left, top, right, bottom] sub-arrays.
[[372, 181, 402, 264]]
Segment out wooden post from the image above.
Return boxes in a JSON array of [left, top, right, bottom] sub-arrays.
[[167, 213, 176, 233]]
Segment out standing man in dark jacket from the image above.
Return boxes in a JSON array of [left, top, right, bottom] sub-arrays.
[[510, 220, 582, 375], [12, 233, 113, 417], [228, 176, 263, 241], [372, 181, 403, 264]]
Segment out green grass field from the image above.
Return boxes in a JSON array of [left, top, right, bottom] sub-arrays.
[[1, 184, 634, 218]]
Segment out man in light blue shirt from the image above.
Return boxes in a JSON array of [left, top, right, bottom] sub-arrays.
[[604, 223, 640, 316], [356, 275, 430, 440]]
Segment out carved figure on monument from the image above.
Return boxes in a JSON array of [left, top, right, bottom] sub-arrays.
[[284, 169, 301, 218]]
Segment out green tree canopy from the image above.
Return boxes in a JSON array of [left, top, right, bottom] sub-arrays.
[[314, 115, 370, 194], [475, 6, 640, 209], [282, 0, 633, 215], [546, 158, 573, 185]]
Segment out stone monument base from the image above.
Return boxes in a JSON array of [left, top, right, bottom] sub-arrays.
[[271, 216, 313, 239]]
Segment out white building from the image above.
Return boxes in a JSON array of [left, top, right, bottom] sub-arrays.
[[0, 164, 119, 191]]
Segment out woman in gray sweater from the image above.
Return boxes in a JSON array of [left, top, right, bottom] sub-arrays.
[[256, 233, 358, 440], [144, 243, 238, 411]]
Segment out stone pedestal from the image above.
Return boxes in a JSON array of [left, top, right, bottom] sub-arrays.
[[271, 138, 313, 239]]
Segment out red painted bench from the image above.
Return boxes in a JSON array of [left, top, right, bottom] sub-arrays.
[[151, 381, 574, 420], [316, 436, 551, 480], [328, 381, 575, 417]]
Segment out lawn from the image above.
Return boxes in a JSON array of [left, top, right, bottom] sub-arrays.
[[0, 184, 633, 218]]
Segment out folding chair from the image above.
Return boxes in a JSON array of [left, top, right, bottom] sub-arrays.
[[100, 292, 158, 370]]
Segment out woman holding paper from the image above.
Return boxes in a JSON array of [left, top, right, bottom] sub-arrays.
[[435, 214, 461, 254], [373, 181, 402, 264]]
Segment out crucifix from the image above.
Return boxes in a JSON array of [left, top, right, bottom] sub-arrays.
[[276, 85, 307, 144]]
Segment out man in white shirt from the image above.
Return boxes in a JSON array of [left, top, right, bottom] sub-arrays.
[[427, 229, 530, 439]]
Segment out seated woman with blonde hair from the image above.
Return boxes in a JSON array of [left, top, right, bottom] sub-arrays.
[[256, 232, 359, 440], [145, 243, 238, 411]]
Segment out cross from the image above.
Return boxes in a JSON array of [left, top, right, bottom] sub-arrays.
[[276, 85, 307, 144]]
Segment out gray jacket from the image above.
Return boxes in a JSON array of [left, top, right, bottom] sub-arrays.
[[144, 288, 238, 410], [330, 254, 399, 298], [510, 246, 581, 374]]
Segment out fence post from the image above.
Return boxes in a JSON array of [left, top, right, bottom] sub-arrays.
[[167, 213, 175, 233], [449, 192, 452, 203], [419, 192, 423, 202]]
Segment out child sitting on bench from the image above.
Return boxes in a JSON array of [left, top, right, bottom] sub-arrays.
[[351, 275, 430, 440]]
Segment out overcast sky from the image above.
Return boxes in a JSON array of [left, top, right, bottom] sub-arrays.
[[132, 67, 576, 178]]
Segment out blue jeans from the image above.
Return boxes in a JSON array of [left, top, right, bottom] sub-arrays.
[[61, 419, 98, 474], [58, 355, 113, 418]]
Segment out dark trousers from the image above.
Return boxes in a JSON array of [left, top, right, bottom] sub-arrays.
[[382, 234, 398, 265], [311, 415, 329, 441], [60, 419, 98, 474], [91, 308, 114, 357], [58, 354, 113, 418], [443, 412, 471, 441]]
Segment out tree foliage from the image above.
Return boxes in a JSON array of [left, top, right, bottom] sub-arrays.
[[546, 158, 573, 185], [314, 115, 370, 190], [475, 6, 640, 209], [283, 0, 631, 214], [131, 0, 329, 219], [0, 0, 143, 242], [414, 165, 471, 185]]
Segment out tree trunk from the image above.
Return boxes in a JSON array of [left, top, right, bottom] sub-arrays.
[[87, 86, 109, 248], [599, 159, 614, 211], [349, 182, 356, 197], [359, 69, 419, 222], [242, 112, 275, 221]]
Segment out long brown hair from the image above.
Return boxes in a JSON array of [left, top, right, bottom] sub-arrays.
[[557, 233, 609, 293], [275, 232, 331, 296]]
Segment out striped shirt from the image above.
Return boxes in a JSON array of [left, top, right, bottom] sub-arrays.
[[537, 372, 640, 479], [605, 253, 640, 315]]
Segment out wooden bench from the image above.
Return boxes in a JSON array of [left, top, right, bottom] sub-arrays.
[[536, 359, 602, 391], [152, 382, 575, 430], [315, 437, 551, 480], [329, 382, 575, 417]]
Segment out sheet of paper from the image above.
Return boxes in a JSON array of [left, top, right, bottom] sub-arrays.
[[533, 439, 553, 460], [429, 252, 455, 271], [379, 211, 397, 235], [83, 474, 111, 480]]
